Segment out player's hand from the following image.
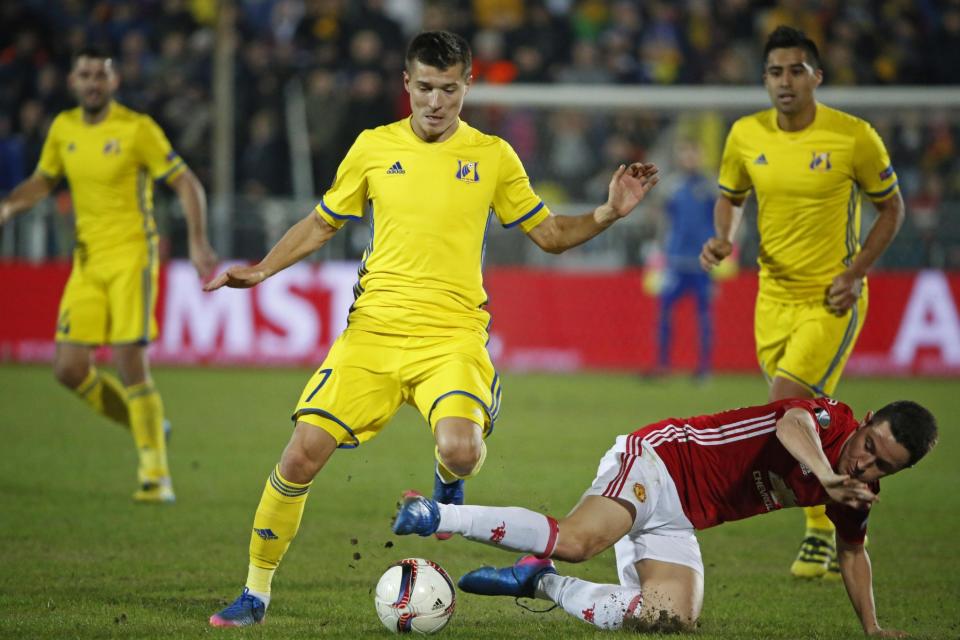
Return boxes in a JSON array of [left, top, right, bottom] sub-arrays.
[[0, 201, 13, 226], [203, 264, 269, 291], [867, 627, 909, 638], [700, 237, 732, 271], [820, 473, 877, 510], [189, 240, 219, 280], [596, 162, 660, 224], [826, 270, 863, 316]]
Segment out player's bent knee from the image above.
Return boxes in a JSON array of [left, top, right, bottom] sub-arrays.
[[53, 359, 90, 389], [435, 423, 485, 479]]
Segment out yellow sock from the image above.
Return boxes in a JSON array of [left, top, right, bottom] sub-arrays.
[[246, 465, 311, 594], [804, 505, 834, 534], [75, 367, 129, 427], [435, 439, 487, 481], [126, 382, 169, 483]]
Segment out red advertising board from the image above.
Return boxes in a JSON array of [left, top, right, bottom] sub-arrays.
[[1, 260, 958, 375]]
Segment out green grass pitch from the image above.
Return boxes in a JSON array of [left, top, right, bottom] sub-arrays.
[[1, 365, 957, 639]]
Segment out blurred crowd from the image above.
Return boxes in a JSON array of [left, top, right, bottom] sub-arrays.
[[1, 0, 958, 266]]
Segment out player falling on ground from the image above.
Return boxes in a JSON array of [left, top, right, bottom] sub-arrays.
[[699, 26, 905, 579], [0, 46, 217, 503], [205, 30, 659, 627], [395, 399, 936, 637]]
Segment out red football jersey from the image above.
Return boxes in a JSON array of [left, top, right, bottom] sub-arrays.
[[629, 398, 875, 543]]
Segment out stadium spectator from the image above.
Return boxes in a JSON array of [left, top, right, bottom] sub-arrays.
[[395, 398, 938, 635], [0, 47, 217, 502], [205, 30, 660, 628], [700, 26, 905, 580]]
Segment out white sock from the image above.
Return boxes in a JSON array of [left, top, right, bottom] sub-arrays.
[[537, 574, 642, 630], [436, 503, 558, 556], [247, 588, 270, 609]]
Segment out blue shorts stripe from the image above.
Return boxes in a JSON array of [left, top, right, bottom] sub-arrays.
[[817, 304, 859, 390], [293, 408, 361, 448]]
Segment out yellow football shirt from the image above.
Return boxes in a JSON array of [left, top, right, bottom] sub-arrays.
[[36, 102, 186, 257], [718, 104, 898, 301], [315, 117, 550, 336]]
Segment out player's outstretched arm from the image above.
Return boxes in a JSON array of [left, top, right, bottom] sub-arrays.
[[0, 173, 58, 226], [837, 539, 907, 638], [775, 408, 878, 509], [526, 162, 659, 254], [204, 212, 337, 291], [699, 194, 743, 271], [827, 192, 905, 316], [169, 169, 218, 279]]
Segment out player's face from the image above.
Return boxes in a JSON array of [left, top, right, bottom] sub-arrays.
[[404, 60, 471, 143], [837, 419, 911, 484], [762, 47, 822, 116], [70, 56, 118, 114]]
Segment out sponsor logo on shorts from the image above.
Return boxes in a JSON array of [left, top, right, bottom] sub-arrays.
[[633, 483, 647, 503], [490, 522, 506, 543]]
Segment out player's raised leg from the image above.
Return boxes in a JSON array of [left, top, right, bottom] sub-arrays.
[[54, 342, 130, 426], [210, 421, 337, 627], [433, 415, 484, 499]]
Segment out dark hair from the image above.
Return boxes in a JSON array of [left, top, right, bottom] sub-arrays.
[[405, 31, 471, 77], [73, 45, 112, 65], [870, 401, 938, 467], [763, 25, 820, 69]]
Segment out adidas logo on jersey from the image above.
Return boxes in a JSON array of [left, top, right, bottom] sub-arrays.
[[754, 154, 768, 165], [386, 161, 405, 175]]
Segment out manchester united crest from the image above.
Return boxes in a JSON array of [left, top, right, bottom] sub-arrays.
[[633, 483, 647, 503]]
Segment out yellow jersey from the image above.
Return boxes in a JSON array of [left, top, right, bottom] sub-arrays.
[[36, 102, 186, 257], [718, 103, 898, 301], [315, 118, 550, 336]]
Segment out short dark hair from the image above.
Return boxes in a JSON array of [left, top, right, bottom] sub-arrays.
[[763, 25, 820, 69], [405, 31, 471, 77], [73, 45, 112, 65], [870, 401, 938, 467]]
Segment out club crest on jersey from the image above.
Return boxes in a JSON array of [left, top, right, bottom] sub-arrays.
[[455, 160, 480, 182], [633, 483, 647, 503], [67, 142, 76, 153], [103, 139, 121, 155], [809, 151, 831, 172]]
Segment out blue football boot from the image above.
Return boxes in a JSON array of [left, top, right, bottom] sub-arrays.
[[393, 491, 441, 537], [432, 465, 464, 540], [458, 555, 557, 598], [208, 588, 266, 627]]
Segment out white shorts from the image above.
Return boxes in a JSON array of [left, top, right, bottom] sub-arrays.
[[583, 436, 703, 583]]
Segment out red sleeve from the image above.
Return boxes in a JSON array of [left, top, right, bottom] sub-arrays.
[[826, 500, 871, 545]]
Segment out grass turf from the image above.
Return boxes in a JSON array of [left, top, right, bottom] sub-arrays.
[[1, 365, 957, 639]]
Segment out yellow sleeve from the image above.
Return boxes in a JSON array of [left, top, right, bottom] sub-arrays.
[[315, 132, 368, 229], [492, 138, 550, 233], [135, 115, 186, 182], [36, 115, 64, 179], [717, 121, 752, 199], [853, 122, 899, 202]]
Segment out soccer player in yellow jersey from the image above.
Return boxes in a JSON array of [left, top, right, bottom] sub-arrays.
[[0, 47, 217, 503], [206, 31, 660, 627], [700, 27, 905, 579]]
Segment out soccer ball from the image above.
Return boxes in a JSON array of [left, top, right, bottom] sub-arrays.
[[374, 557, 456, 634]]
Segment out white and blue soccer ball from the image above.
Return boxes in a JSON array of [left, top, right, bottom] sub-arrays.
[[374, 558, 456, 634]]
